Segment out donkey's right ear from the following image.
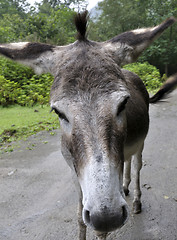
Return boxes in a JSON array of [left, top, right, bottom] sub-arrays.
[[0, 42, 57, 74]]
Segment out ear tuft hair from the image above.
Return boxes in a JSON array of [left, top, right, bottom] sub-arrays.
[[74, 11, 89, 41]]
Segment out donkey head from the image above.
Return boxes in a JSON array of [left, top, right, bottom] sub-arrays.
[[0, 12, 175, 233]]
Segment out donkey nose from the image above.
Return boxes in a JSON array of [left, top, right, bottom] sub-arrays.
[[83, 205, 128, 233]]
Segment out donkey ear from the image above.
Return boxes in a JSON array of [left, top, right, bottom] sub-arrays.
[[0, 42, 56, 74], [103, 17, 176, 66]]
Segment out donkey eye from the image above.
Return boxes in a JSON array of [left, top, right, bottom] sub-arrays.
[[51, 108, 69, 123], [117, 97, 129, 116]]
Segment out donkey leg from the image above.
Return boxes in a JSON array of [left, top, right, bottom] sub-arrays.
[[78, 199, 87, 240], [123, 157, 132, 196], [95, 231, 107, 240], [132, 143, 144, 214]]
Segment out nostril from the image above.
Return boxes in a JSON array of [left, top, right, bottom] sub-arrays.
[[122, 205, 128, 221], [84, 210, 91, 224]]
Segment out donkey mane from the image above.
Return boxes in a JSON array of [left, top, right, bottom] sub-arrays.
[[74, 11, 89, 41]]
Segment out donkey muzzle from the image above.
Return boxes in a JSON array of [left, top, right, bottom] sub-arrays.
[[83, 203, 128, 233]]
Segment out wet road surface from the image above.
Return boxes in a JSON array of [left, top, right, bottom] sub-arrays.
[[0, 90, 177, 240]]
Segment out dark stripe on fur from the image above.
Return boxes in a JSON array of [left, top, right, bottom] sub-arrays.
[[149, 73, 177, 103], [110, 17, 176, 46], [74, 11, 88, 41], [0, 43, 54, 60]]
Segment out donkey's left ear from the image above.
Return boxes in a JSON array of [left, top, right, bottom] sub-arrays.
[[102, 17, 176, 66], [0, 42, 57, 74]]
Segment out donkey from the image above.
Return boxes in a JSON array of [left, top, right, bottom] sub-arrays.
[[0, 12, 177, 240]]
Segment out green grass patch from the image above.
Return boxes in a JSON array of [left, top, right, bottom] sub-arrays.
[[0, 105, 59, 151]]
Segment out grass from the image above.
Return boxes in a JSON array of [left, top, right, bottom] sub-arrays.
[[0, 105, 59, 152]]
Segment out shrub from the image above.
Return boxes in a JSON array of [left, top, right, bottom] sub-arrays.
[[0, 57, 165, 106], [0, 57, 54, 106], [123, 62, 165, 92], [0, 75, 20, 106], [0, 57, 34, 83]]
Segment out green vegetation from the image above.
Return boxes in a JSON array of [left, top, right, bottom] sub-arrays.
[[0, 105, 59, 152], [89, 0, 177, 76], [123, 62, 166, 92], [0, 0, 86, 45], [0, 57, 54, 106], [0, 0, 176, 151], [1, 0, 176, 76], [0, 57, 165, 107]]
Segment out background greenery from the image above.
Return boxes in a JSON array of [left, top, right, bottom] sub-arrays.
[[0, 105, 59, 152], [0, 57, 54, 106], [89, 0, 177, 76], [0, 0, 176, 75], [0, 0, 176, 147]]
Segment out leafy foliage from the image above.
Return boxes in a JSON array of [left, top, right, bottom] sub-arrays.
[[0, 0, 30, 18], [89, 0, 177, 76], [0, 57, 33, 82], [25, 6, 76, 45], [0, 0, 81, 107], [37, 0, 87, 12], [123, 62, 165, 92], [0, 57, 54, 106], [0, 0, 78, 45], [0, 0, 176, 108]]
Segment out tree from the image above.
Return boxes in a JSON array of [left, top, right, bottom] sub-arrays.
[[0, 0, 89, 45], [88, 0, 148, 41], [0, 0, 30, 18], [139, 0, 177, 75], [0, 14, 27, 42], [89, 0, 177, 75], [37, 0, 87, 14], [25, 6, 76, 45]]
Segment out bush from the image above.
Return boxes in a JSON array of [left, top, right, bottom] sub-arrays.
[[0, 57, 54, 106], [0, 75, 19, 106], [123, 62, 165, 92], [0, 58, 165, 106], [0, 57, 34, 83]]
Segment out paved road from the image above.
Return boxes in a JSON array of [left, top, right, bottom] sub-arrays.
[[0, 90, 177, 240]]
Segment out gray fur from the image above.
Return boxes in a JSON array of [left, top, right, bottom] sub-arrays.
[[0, 13, 176, 240]]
